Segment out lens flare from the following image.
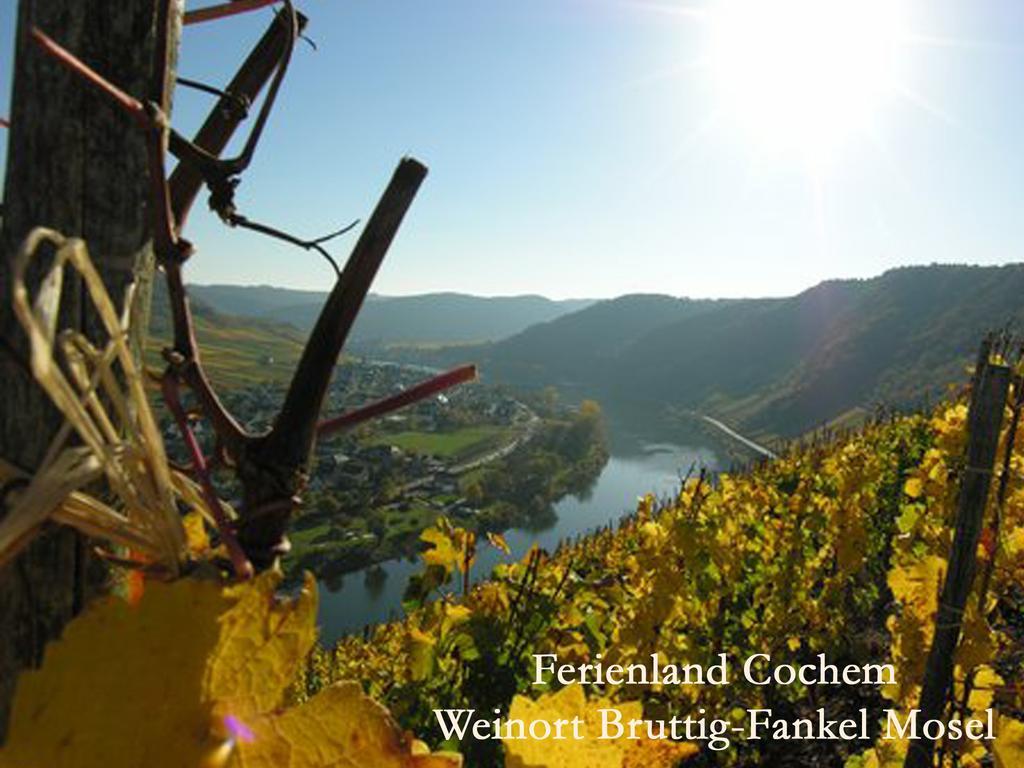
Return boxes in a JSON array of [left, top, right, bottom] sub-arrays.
[[707, 0, 909, 165], [223, 714, 255, 743]]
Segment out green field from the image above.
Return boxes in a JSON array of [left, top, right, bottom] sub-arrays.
[[369, 425, 509, 460], [288, 519, 334, 550], [380, 505, 438, 539]]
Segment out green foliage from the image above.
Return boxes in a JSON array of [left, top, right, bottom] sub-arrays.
[[470, 401, 609, 521]]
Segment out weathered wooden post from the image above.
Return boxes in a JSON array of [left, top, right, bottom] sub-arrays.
[[0, 0, 182, 739], [904, 339, 1010, 768]]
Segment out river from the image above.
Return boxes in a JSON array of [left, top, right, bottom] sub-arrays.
[[316, 425, 722, 644]]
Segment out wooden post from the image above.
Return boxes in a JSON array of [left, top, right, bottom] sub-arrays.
[[0, 0, 180, 739], [904, 343, 1010, 768]]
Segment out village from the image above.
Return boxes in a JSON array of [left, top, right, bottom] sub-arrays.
[[158, 359, 550, 579]]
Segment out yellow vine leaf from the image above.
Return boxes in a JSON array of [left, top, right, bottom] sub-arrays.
[[504, 684, 697, 768], [993, 716, 1024, 768], [487, 531, 511, 555], [408, 626, 438, 682], [855, 743, 907, 768], [964, 666, 1003, 713], [421, 526, 459, 572], [0, 571, 459, 768], [208, 573, 318, 721], [183, 510, 212, 557], [1005, 526, 1024, 566], [2, 574, 249, 767], [622, 738, 700, 768], [232, 681, 461, 768], [887, 556, 944, 616], [835, 522, 867, 574]]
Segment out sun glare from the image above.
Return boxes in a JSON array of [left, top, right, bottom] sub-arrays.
[[707, 0, 908, 165]]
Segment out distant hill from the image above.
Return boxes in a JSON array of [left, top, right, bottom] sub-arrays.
[[451, 264, 1024, 438], [148, 282, 306, 390], [158, 265, 1024, 438], [467, 293, 757, 388], [187, 285, 593, 345], [185, 284, 326, 317]]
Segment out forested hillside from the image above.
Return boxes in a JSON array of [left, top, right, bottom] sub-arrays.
[[456, 264, 1024, 437], [155, 264, 1024, 439]]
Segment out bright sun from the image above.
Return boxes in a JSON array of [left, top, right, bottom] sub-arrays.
[[707, 0, 908, 165]]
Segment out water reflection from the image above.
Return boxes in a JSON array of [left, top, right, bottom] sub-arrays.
[[363, 565, 388, 599]]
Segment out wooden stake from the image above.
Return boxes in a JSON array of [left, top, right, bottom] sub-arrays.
[[904, 342, 1010, 768]]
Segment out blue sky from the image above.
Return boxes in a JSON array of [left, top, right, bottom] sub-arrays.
[[2, 1, 1024, 299]]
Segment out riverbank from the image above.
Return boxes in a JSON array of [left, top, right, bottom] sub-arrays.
[[315, 427, 719, 641], [282, 402, 609, 584]]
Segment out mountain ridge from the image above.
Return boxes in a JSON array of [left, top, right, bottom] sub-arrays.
[[427, 262, 1024, 438], [169, 263, 1024, 438], [187, 284, 594, 344]]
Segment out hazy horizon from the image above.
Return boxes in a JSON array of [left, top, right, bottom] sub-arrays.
[[190, 256, 1024, 303]]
